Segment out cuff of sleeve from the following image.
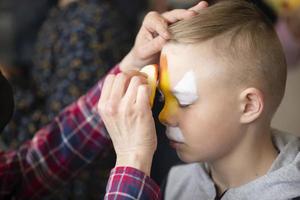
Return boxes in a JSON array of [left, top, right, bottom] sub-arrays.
[[109, 64, 121, 75], [107, 166, 161, 199]]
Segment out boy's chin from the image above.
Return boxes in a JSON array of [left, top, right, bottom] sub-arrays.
[[176, 150, 204, 163]]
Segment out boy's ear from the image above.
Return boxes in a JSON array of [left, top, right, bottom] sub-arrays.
[[239, 88, 264, 124]]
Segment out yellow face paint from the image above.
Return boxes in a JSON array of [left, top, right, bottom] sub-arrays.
[[158, 54, 179, 123]]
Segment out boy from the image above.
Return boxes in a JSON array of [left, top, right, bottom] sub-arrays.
[[102, 1, 300, 199]]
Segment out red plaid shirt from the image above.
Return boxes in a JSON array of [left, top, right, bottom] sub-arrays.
[[105, 166, 161, 200], [0, 65, 121, 199], [102, 65, 161, 200]]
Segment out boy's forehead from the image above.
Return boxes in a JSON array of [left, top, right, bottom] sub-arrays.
[[160, 41, 229, 92], [162, 42, 188, 58], [160, 43, 199, 87], [159, 53, 199, 100]]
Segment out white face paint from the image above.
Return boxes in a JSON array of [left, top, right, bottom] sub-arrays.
[[172, 70, 198, 106], [165, 71, 198, 143], [166, 127, 185, 143]]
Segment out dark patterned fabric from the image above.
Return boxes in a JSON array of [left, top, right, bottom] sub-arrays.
[[2, 0, 134, 199], [0, 67, 113, 199]]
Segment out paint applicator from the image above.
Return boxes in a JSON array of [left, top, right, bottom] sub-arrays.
[[140, 64, 158, 108]]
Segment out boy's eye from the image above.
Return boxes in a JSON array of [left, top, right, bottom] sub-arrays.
[[178, 103, 191, 109], [158, 89, 165, 103], [158, 89, 191, 108]]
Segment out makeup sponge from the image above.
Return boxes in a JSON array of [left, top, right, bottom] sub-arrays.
[[140, 64, 158, 107]]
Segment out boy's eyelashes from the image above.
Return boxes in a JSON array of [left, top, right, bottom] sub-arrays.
[[158, 89, 165, 103], [157, 89, 191, 109], [178, 103, 191, 108]]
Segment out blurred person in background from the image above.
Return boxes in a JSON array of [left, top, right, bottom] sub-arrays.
[[0, 0, 56, 147], [219, 0, 300, 69], [31, 0, 145, 199], [1, 0, 146, 199], [270, 0, 300, 69]]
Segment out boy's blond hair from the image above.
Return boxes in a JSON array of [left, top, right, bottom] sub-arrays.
[[169, 0, 287, 117]]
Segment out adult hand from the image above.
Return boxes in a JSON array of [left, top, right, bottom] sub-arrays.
[[120, 1, 208, 71], [98, 72, 157, 176]]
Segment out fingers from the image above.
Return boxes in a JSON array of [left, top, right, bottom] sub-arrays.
[[141, 1, 208, 43], [162, 1, 208, 23], [140, 2, 208, 57], [100, 73, 148, 109], [143, 11, 171, 40], [162, 9, 196, 23], [138, 35, 167, 59], [110, 73, 130, 102], [99, 74, 115, 104], [124, 70, 148, 79], [188, 1, 209, 12], [123, 76, 147, 105], [121, 1, 208, 71], [136, 84, 151, 110]]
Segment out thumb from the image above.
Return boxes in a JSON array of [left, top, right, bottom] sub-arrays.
[[140, 36, 167, 59]]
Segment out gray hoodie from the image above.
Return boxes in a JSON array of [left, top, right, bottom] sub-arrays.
[[164, 129, 300, 200]]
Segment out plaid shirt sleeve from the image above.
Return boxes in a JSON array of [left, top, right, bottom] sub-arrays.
[[0, 65, 121, 199], [105, 166, 161, 200]]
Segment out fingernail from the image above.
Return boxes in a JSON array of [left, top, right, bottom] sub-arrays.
[[140, 72, 148, 78], [199, 1, 209, 7]]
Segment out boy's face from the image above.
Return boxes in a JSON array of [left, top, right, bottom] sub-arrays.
[[159, 42, 243, 163]]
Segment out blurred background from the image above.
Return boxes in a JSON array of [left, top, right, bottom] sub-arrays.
[[0, 0, 299, 199]]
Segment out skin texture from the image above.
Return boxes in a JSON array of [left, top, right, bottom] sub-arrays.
[[140, 64, 158, 107], [160, 41, 278, 194], [101, 1, 281, 195], [99, 2, 209, 176], [100, 1, 279, 193], [158, 54, 180, 124], [159, 44, 243, 163], [159, 57, 199, 144], [119, 1, 209, 71]]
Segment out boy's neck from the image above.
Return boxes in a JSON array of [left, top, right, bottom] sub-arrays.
[[208, 126, 278, 195]]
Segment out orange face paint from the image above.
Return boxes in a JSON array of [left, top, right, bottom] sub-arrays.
[[158, 54, 179, 123]]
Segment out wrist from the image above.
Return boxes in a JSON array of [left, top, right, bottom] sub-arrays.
[[120, 49, 147, 72], [120, 50, 138, 72], [116, 152, 154, 176]]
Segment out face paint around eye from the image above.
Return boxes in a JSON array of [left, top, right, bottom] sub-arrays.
[[158, 54, 179, 123], [172, 70, 199, 106]]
